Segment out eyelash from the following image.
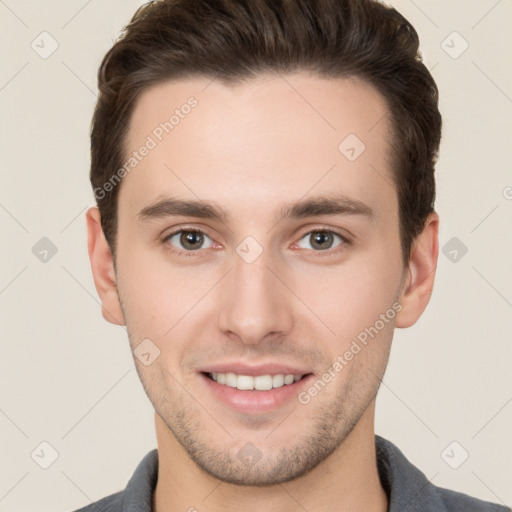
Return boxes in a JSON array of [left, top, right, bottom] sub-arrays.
[[162, 226, 351, 259]]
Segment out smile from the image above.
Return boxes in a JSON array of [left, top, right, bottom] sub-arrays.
[[208, 372, 304, 390]]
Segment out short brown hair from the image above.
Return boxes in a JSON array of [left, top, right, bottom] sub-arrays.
[[90, 0, 442, 266]]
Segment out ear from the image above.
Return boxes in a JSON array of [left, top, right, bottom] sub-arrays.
[[86, 206, 125, 326], [395, 212, 439, 328]]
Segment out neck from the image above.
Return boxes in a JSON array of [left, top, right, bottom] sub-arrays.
[[152, 402, 388, 512]]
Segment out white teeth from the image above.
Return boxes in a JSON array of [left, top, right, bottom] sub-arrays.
[[254, 375, 273, 390], [284, 374, 295, 385], [272, 374, 284, 388], [210, 372, 304, 390], [237, 375, 254, 390], [225, 372, 237, 387]]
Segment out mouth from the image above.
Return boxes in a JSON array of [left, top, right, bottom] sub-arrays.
[[199, 368, 314, 414], [204, 371, 308, 391]]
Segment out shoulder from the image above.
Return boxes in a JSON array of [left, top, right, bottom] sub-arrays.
[[375, 435, 510, 512], [435, 485, 511, 512], [67, 449, 158, 512], [68, 490, 124, 512]]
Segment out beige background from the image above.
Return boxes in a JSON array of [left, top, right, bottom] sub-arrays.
[[1, 0, 511, 510]]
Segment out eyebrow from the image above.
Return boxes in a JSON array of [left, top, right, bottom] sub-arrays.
[[136, 194, 375, 224]]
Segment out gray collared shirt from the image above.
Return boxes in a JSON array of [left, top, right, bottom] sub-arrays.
[[71, 435, 510, 511]]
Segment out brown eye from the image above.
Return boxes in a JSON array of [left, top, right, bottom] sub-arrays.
[[165, 230, 213, 252]]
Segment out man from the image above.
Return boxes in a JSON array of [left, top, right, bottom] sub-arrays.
[[77, 0, 509, 510]]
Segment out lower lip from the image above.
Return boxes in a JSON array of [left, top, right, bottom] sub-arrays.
[[200, 373, 313, 414]]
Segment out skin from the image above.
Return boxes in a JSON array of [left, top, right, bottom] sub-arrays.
[[87, 73, 439, 512]]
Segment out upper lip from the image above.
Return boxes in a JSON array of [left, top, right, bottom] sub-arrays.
[[199, 362, 311, 376]]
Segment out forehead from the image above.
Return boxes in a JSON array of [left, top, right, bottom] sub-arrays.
[[120, 73, 395, 220]]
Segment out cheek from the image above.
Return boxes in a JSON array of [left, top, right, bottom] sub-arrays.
[[116, 243, 228, 372], [116, 243, 192, 337], [289, 254, 402, 354]]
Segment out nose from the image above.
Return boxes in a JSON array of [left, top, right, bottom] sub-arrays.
[[217, 250, 294, 346]]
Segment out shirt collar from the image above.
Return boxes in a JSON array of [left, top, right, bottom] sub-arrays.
[[121, 436, 447, 512], [375, 435, 447, 511], [123, 448, 158, 512]]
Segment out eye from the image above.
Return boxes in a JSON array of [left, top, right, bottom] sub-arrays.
[[296, 230, 347, 251], [164, 229, 214, 252], [162, 227, 349, 258]]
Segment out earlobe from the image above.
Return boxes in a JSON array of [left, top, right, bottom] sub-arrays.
[[86, 207, 126, 326], [395, 212, 439, 328]]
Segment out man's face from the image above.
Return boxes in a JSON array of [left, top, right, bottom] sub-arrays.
[[113, 73, 406, 484]]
